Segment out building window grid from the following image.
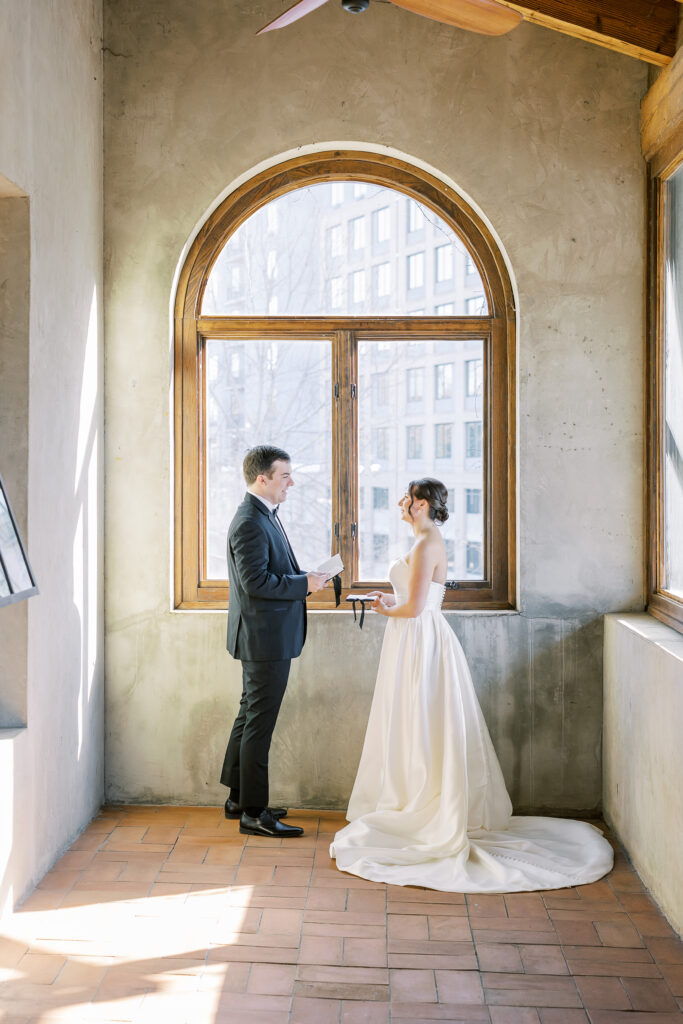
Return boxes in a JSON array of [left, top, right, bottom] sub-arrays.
[[406, 366, 424, 402], [466, 420, 483, 459], [466, 488, 482, 514], [435, 423, 452, 459], [406, 424, 423, 459], [374, 206, 391, 244], [407, 251, 425, 290], [176, 158, 515, 612], [435, 362, 453, 400], [435, 244, 454, 282], [466, 358, 483, 397], [373, 487, 389, 510]]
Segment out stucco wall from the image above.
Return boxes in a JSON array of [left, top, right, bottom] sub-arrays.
[[0, 0, 104, 914], [104, 1, 647, 811], [604, 615, 683, 935]]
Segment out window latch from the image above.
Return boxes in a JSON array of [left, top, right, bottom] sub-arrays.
[[350, 522, 357, 540], [334, 383, 340, 398], [334, 522, 340, 539]]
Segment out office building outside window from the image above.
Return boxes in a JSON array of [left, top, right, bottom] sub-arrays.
[[407, 198, 425, 233], [373, 487, 389, 509], [373, 426, 389, 460], [467, 541, 483, 575], [350, 216, 365, 251], [466, 421, 483, 459], [373, 533, 389, 564], [435, 363, 453, 400], [466, 358, 483, 397], [328, 224, 343, 258], [374, 206, 391, 244], [466, 488, 482, 514], [406, 425, 423, 459], [373, 371, 388, 406], [407, 251, 424, 289], [435, 423, 452, 459], [330, 277, 343, 309], [435, 244, 454, 282], [375, 262, 391, 297], [466, 295, 486, 314], [177, 155, 515, 610]]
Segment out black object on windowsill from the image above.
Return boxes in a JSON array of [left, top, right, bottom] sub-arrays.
[[345, 594, 376, 629]]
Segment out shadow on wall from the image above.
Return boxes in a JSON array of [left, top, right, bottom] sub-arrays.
[[446, 613, 604, 815]]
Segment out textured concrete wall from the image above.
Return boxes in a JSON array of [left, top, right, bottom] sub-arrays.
[[604, 615, 683, 935], [104, 1, 647, 812], [0, 0, 104, 915]]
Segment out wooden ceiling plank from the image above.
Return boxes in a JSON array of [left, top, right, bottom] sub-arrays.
[[494, 1, 678, 66]]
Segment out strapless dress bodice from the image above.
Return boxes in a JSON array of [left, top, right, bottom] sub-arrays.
[[389, 557, 446, 612]]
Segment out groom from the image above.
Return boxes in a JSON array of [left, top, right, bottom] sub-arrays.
[[220, 445, 327, 838]]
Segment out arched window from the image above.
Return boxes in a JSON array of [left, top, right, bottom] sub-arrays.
[[174, 151, 515, 609]]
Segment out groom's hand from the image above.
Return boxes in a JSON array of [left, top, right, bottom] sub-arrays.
[[306, 571, 328, 594]]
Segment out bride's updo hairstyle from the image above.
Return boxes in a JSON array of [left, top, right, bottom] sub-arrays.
[[408, 478, 449, 524]]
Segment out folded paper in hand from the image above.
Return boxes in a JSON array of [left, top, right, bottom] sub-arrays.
[[315, 553, 343, 578], [314, 553, 343, 608]]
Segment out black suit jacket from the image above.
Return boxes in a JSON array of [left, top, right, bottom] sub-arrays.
[[226, 492, 308, 662]]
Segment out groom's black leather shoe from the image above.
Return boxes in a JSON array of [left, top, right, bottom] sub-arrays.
[[239, 810, 303, 838], [224, 799, 287, 820]]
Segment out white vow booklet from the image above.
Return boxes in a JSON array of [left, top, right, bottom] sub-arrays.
[[315, 553, 344, 578]]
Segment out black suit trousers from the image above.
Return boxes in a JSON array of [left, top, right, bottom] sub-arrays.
[[220, 658, 291, 809]]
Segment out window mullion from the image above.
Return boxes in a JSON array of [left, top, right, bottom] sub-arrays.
[[332, 329, 358, 588]]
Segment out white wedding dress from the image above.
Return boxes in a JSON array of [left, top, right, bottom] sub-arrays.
[[330, 557, 614, 893]]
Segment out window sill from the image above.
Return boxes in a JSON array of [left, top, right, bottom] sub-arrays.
[[607, 612, 683, 662]]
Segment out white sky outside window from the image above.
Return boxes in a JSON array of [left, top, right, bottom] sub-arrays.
[[267, 205, 279, 232]]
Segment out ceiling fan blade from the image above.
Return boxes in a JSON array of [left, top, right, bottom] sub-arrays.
[[389, 0, 522, 36], [257, 0, 330, 35]]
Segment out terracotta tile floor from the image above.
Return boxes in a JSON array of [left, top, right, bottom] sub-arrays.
[[0, 806, 681, 1023]]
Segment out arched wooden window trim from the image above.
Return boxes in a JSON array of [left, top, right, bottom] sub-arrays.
[[174, 150, 516, 610]]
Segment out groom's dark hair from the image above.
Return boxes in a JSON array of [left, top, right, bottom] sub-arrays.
[[243, 445, 291, 484]]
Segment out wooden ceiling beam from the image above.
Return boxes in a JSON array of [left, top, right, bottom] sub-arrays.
[[493, 1, 679, 66]]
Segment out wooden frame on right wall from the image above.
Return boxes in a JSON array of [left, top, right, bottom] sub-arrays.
[[644, 53, 683, 635]]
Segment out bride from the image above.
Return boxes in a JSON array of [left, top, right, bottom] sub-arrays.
[[330, 478, 613, 893]]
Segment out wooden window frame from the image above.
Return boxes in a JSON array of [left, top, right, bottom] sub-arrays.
[[646, 144, 683, 634], [174, 150, 516, 611]]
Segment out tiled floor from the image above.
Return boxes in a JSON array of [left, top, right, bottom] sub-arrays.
[[0, 807, 681, 1023]]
